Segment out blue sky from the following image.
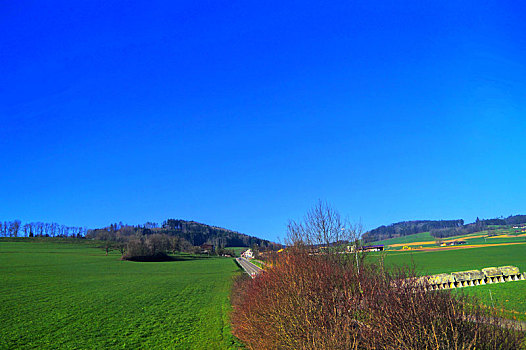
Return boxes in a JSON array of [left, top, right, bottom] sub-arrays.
[[1, 1, 525, 241]]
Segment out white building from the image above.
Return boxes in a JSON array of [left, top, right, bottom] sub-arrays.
[[241, 249, 254, 259]]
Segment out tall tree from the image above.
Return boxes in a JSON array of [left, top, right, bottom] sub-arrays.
[[9, 220, 21, 237], [23, 224, 30, 237]]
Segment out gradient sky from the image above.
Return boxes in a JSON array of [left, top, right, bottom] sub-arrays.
[[1, 1, 525, 241]]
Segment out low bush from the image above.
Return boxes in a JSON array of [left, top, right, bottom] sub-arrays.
[[231, 249, 524, 349]]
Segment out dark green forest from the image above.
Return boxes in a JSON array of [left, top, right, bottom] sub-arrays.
[[86, 219, 278, 249]]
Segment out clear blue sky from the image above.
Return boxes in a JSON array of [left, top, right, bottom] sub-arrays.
[[1, 1, 525, 241]]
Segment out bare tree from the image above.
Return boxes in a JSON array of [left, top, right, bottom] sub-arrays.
[[285, 200, 364, 268], [286, 200, 361, 248], [30, 222, 37, 236], [9, 220, 21, 237], [23, 224, 30, 237], [44, 223, 51, 237], [37, 222, 44, 236]]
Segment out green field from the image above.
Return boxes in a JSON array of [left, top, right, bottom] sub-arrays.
[[370, 231, 434, 246], [0, 240, 241, 349], [372, 243, 526, 275], [456, 281, 526, 321], [371, 244, 526, 320]]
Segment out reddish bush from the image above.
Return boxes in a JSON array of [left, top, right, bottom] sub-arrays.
[[231, 250, 524, 349]]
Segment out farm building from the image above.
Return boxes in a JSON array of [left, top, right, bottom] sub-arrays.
[[441, 241, 466, 246], [359, 245, 384, 252], [347, 245, 384, 253], [447, 241, 466, 246]]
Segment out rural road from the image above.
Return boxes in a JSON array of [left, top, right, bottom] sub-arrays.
[[236, 257, 263, 278]]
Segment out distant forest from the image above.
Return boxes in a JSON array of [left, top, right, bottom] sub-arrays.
[[86, 219, 278, 250], [363, 215, 526, 242], [0, 218, 276, 250]]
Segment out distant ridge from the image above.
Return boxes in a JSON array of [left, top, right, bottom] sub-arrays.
[[363, 215, 526, 243], [88, 218, 279, 249]]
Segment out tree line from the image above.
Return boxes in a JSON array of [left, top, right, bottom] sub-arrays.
[[429, 215, 526, 238], [363, 219, 464, 242], [0, 220, 87, 238], [86, 219, 278, 249]]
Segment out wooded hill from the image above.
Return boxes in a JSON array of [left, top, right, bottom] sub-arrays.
[[87, 219, 279, 250], [363, 215, 526, 242]]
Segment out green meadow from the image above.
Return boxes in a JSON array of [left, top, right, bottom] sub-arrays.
[[457, 280, 526, 321], [0, 240, 241, 349]]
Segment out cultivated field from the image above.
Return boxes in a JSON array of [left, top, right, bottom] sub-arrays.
[[0, 240, 241, 349], [373, 227, 526, 250]]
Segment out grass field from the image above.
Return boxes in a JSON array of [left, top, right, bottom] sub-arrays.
[[0, 239, 241, 349], [370, 231, 434, 246], [456, 281, 526, 321], [371, 243, 526, 320]]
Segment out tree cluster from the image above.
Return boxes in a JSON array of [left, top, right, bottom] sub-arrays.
[[1, 220, 87, 238], [86, 220, 272, 260], [161, 219, 278, 248], [430, 217, 486, 238]]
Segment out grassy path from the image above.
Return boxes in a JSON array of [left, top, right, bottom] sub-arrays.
[[0, 240, 241, 349]]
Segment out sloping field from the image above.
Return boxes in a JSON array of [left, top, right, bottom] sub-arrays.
[[370, 232, 434, 246], [0, 240, 241, 349]]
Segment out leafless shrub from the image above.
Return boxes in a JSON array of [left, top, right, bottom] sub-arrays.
[[231, 202, 524, 349]]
